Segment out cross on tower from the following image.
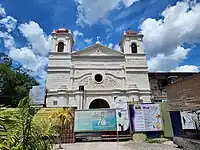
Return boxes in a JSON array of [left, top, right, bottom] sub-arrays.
[[96, 35, 100, 41]]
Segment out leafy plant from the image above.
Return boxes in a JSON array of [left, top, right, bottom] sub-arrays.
[[0, 97, 56, 150], [49, 107, 73, 149]]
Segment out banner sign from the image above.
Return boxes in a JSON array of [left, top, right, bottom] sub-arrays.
[[74, 109, 117, 132], [129, 104, 162, 132], [180, 111, 200, 130], [114, 96, 129, 131]]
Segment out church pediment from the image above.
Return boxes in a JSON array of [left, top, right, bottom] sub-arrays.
[[72, 43, 124, 57]]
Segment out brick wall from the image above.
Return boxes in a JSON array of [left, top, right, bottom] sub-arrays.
[[148, 72, 199, 102], [166, 75, 200, 111]]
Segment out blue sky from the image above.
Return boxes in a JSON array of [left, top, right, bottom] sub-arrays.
[[0, 0, 200, 84]]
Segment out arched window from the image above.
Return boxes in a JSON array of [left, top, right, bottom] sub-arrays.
[[131, 43, 137, 53], [57, 42, 64, 52]]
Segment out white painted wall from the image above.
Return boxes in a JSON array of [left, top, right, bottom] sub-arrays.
[[46, 30, 151, 108]]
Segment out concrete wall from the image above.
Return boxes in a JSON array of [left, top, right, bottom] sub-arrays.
[[46, 31, 151, 108]]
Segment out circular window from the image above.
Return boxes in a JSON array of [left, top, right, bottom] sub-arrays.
[[94, 74, 103, 83]]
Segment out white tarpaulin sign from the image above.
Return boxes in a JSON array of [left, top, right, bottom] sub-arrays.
[[130, 104, 162, 131], [180, 111, 200, 130], [114, 96, 129, 131]]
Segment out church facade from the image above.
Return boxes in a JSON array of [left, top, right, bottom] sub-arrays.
[[46, 28, 151, 109]]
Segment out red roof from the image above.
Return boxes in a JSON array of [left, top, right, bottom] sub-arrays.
[[52, 28, 69, 34], [124, 30, 137, 36]]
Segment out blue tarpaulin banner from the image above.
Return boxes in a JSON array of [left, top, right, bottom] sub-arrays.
[[74, 109, 117, 132]]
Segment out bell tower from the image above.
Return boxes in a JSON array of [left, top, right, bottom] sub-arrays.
[[119, 30, 144, 54], [51, 28, 74, 53], [46, 28, 74, 107], [119, 30, 151, 103]]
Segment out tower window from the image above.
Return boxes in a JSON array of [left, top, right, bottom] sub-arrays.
[[131, 43, 137, 53], [57, 42, 64, 52]]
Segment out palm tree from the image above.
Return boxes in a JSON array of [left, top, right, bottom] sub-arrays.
[[0, 97, 56, 150], [0, 106, 17, 150], [0, 116, 11, 150], [49, 107, 73, 149]]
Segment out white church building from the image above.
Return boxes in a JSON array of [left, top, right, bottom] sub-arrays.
[[46, 28, 151, 109]]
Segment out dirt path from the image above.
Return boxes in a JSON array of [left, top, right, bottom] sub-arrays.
[[54, 141, 180, 150]]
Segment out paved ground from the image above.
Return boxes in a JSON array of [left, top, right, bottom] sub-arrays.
[[54, 141, 181, 150]]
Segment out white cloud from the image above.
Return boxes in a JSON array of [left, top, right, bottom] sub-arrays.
[[73, 30, 83, 42], [105, 43, 121, 51], [0, 4, 50, 84], [75, 0, 139, 27], [73, 30, 94, 47], [9, 47, 48, 84], [18, 21, 51, 57], [73, 30, 83, 37], [108, 43, 113, 49], [0, 16, 17, 32], [0, 31, 15, 50], [114, 8, 132, 22], [171, 65, 199, 72], [0, 30, 48, 84], [0, 5, 17, 33], [9, 47, 38, 69], [140, 1, 200, 71], [84, 38, 92, 44], [76, 0, 120, 27], [122, 0, 139, 7], [105, 28, 112, 39], [114, 44, 120, 51], [0, 4, 6, 17], [147, 46, 190, 72]]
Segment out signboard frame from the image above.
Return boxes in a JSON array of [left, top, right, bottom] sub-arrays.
[[130, 103, 163, 132], [180, 111, 200, 130], [74, 108, 117, 133], [114, 96, 130, 132]]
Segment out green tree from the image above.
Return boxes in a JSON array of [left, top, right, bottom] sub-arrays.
[[0, 53, 12, 66], [0, 53, 38, 107]]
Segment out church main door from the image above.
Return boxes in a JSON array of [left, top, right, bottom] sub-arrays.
[[89, 99, 110, 109]]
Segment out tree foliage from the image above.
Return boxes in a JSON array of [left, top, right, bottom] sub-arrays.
[[0, 97, 56, 150], [0, 53, 38, 107], [0, 97, 74, 149], [49, 107, 73, 149]]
